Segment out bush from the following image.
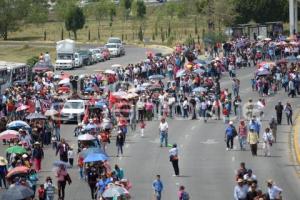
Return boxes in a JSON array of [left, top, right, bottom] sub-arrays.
[[26, 56, 39, 68]]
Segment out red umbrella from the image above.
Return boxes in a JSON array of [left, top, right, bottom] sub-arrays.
[[7, 166, 29, 178], [0, 130, 19, 140], [16, 105, 29, 112]]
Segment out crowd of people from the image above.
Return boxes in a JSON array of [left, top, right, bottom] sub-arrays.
[[1, 32, 300, 199]]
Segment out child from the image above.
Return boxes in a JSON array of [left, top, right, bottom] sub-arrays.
[[68, 148, 74, 167], [44, 177, 55, 200], [37, 184, 45, 200], [140, 120, 145, 137], [51, 135, 57, 150]]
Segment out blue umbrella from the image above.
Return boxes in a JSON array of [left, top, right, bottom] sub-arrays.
[[95, 101, 106, 108], [286, 56, 297, 62], [195, 59, 209, 65], [193, 87, 207, 93], [85, 87, 94, 93], [84, 153, 108, 163], [80, 148, 108, 158], [7, 120, 30, 130], [84, 124, 98, 131], [53, 160, 71, 168], [149, 75, 164, 80]]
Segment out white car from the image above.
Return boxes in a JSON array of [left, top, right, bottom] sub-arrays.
[[91, 49, 104, 62], [106, 43, 122, 57], [74, 52, 83, 68], [60, 100, 86, 122], [107, 37, 122, 45]]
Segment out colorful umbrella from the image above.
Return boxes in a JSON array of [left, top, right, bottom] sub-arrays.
[[2, 185, 34, 200], [6, 146, 27, 154], [176, 69, 186, 78], [83, 153, 108, 163], [16, 105, 29, 112], [102, 184, 129, 198], [7, 121, 30, 130], [0, 130, 19, 140], [6, 166, 29, 178], [58, 78, 70, 85], [78, 134, 96, 141]]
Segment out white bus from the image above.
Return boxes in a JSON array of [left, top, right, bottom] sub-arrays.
[[0, 61, 28, 92]]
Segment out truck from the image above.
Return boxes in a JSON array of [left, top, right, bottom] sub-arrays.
[[55, 39, 76, 70]]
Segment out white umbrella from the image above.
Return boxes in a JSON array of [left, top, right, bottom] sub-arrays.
[[58, 78, 70, 85], [45, 109, 59, 116], [111, 64, 122, 68], [104, 69, 116, 74], [78, 134, 96, 141]]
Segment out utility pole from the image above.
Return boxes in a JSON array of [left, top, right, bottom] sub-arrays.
[[207, 0, 214, 31]]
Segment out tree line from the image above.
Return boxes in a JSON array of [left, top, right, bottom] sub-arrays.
[[0, 0, 291, 41]]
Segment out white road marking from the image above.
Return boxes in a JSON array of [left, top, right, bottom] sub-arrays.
[[125, 144, 129, 148], [199, 139, 219, 144], [232, 156, 235, 162], [180, 144, 184, 148], [191, 126, 196, 130]]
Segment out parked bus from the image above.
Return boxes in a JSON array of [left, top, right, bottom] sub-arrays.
[[0, 61, 28, 91], [0, 66, 8, 93]]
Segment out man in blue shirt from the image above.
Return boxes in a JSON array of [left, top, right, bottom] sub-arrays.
[[225, 121, 236, 150], [152, 175, 163, 200]]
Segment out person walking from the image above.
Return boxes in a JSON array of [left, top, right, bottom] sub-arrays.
[[56, 139, 69, 162], [67, 147, 74, 167], [32, 142, 44, 172], [0, 158, 7, 189], [238, 120, 247, 151], [262, 128, 274, 157], [44, 177, 55, 200], [275, 102, 283, 125], [269, 116, 277, 143], [116, 130, 125, 157], [159, 118, 168, 147], [87, 166, 98, 200], [169, 143, 180, 176], [288, 78, 296, 98], [152, 175, 163, 200], [247, 128, 259, 156], [178, 185, 190, 200], [56, 165, 71, 200], [224, 121, 237, 151], [266, 179, 283, 200], [28, 169, 39, 197], [233, 179, 248, 200], [284, 102, 293, 125]]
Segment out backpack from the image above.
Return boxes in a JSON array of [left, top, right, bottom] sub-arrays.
[[181, 191, 190, 200]]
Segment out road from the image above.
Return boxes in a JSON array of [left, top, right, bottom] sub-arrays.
[[1, 50, 300, 200]]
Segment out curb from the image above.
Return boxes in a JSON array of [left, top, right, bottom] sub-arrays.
[[293, 115, 300, 165]]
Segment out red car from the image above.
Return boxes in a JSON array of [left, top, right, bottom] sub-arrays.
[[99, 47, 110, 60]]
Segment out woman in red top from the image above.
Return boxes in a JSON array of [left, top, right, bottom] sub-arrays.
[[238, 120, 248, 151]]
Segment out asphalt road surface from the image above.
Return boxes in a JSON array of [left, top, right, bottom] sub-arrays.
[[1, 56, 300, 200]]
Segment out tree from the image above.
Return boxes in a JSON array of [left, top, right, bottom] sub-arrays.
[[233, 0, 288, 24], [26, 0, 49, 25], [136, 0, 146, 19], [65, 6, 85, 40], [0, 0, 33, 40]]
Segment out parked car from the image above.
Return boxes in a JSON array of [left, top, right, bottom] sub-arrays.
[[78, 50, 93, 66], [117, 44, 125, 56], [107, 37, 122, 45], [91, 49, 104, 62], [60, 99, 86, 123], [74, 52, 83, 68], [99, 47, 111, 60], [106, 43, 123, 57], [32, 61, 54, 74], [89, 49, 98, 64]]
